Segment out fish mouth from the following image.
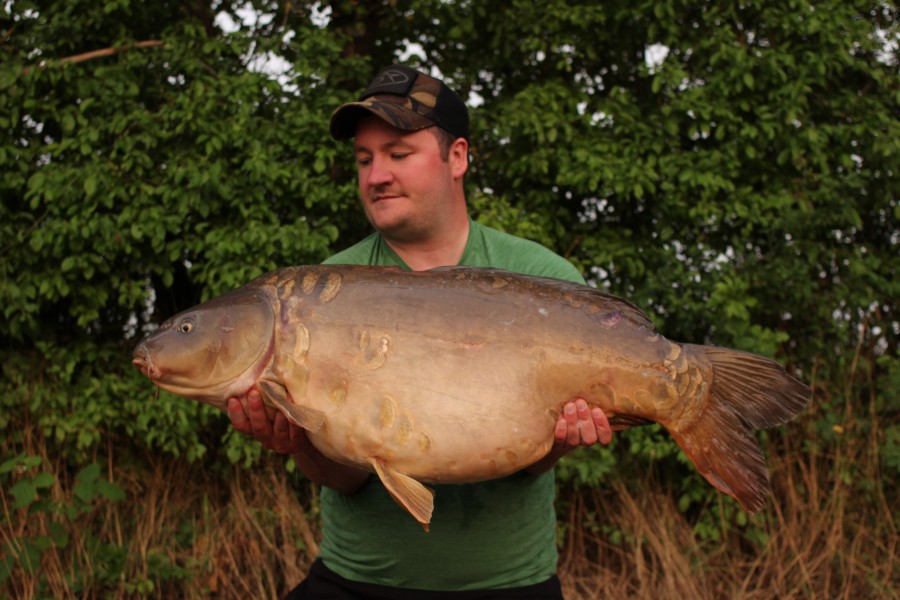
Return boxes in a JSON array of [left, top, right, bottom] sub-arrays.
[[132, 348, 161, 380]]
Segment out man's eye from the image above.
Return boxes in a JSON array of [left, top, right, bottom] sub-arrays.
[[357, 158, 371, 166], [391, 153, 410, 160]]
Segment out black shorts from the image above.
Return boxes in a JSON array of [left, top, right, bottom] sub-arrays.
[[284, 559, 564, 600]]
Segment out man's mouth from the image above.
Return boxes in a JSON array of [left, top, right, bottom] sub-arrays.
[[370, 187, 405, 201]]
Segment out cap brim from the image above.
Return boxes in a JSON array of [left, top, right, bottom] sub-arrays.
[[329, 99, 436, 140]]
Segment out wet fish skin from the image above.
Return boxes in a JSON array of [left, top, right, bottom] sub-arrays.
[[132, 265, 810, 528]]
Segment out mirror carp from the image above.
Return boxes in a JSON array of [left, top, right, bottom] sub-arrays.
[[132, 265, 810, 529]]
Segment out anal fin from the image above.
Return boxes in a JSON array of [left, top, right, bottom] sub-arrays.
[[373, 458, 434, 531]]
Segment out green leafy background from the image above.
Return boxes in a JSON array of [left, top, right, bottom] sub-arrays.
[[2, 0, 897, 596]]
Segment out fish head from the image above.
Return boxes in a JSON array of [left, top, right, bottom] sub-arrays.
[[132, 289, 276, 407]]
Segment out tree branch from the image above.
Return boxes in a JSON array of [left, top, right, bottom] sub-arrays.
[[23, 40, 164, 74]]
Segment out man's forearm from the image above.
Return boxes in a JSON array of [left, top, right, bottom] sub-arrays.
[[525, 445, 571, 476], [292, 435, 370, 494]]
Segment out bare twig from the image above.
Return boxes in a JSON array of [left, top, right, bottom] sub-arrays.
[[22, 40, 164, 74]]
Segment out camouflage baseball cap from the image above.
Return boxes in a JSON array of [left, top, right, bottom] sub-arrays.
[[329, 65, 469, 142]]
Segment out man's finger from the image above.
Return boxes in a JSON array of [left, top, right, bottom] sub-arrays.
[[247, 390, 274, 439], [227, 397, 251, 434], [579, 416, 598, 445], [554, 418, 568, 443], [574, 398, 590, 418], [592, 407, 613, 445], [564, 403, 580, 446]]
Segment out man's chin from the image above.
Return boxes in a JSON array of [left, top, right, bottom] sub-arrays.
[[366, 207, 412, 235], [373, 219, 428, 244]]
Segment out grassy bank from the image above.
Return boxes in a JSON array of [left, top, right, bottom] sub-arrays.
[[3, 416, 896, 599]]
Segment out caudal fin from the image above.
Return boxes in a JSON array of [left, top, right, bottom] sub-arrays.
[[669, 345, 810, 513]]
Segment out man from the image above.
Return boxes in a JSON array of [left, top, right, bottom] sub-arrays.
[[227, 65, 613, 599]]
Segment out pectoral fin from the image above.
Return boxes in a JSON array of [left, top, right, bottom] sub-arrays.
[[373, 458, 434, 531], [257, 378, 325, 432]]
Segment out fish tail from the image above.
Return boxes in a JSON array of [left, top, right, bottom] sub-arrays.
[[669, 345, 810, 513]]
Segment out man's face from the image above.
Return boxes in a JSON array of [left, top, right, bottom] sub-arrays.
[[353, 117, 460, 243]]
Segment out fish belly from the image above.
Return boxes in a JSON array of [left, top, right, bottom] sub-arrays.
[[303, 335, 559, 483]]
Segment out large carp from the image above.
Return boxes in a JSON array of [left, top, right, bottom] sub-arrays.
[[132, 265, 809, 528]]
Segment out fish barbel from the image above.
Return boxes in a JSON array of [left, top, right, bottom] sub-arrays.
[[132, 265, 810, 528]]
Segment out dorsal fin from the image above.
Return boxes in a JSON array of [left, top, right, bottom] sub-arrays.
[[428, 266, 656, 331]]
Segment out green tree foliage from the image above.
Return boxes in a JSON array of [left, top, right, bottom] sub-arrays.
[[2, 0, 897, 558], [2, 0, 365, 463]]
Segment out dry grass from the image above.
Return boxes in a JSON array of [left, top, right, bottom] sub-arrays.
[[558, 433, 898, 600], [1, 442, 319, 599], [2, 425, 897, 600]]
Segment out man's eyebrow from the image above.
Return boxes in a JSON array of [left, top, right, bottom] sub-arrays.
[[354, 139, 413, 153]]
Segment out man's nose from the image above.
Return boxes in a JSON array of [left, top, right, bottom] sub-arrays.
[[365, 156, 393, 187]]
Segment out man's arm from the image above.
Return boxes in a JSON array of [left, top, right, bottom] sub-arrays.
[[525, 398, 613, 475], [227, 390, 370, 494]]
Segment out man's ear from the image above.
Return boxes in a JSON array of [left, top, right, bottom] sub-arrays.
[[449, 137, 469, 179]]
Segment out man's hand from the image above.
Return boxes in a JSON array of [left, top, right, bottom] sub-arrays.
[[553, 397, 613, 448], [526, 398, 613, 475], [226, 389, 370, 494], [227, 389, 306, 455]]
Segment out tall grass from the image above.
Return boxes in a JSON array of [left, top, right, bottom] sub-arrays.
[[2, 437, 320, 599], [559, 437, 898, 599], [3, 420, 897, 599]]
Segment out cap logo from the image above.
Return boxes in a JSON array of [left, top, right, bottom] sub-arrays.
[[362, 67, 418, 97], [371, 69, 410, 88]]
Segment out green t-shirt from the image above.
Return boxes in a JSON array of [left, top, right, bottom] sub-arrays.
[[318, 219, 584, 591]]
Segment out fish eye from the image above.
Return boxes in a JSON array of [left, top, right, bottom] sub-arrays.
[[178, 319, 194, 334]]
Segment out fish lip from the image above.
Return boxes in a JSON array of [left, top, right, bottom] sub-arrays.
[[131, 349, 161, 380]]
